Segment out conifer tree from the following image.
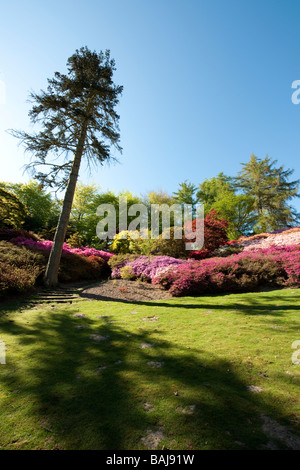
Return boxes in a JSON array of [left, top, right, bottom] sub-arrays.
[[10, 47, 123, 286], [235, 154, 299, 232]]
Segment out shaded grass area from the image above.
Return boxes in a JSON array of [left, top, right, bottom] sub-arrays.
[[0, 288, 299, 450]]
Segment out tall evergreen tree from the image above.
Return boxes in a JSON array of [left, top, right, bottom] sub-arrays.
[[235, 154, 299, 232], [10, 47, 123, 286], [173, 180, 197, 206]]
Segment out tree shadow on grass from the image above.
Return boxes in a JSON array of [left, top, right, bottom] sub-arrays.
[[0, 305, 299, 450], [81, 289, 300, 316]]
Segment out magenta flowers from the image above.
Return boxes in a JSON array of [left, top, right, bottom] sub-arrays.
[[10, 237, 114, 262], [153, 245, 300, 296], [111, 255, 185, 281]]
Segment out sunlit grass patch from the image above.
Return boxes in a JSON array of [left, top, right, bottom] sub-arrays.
[[0, 288, 299, 450]]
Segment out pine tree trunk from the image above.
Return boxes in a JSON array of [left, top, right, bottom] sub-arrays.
[[44, 120, 89, 288]]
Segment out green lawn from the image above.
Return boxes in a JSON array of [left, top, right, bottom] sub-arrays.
[[0, 288, 299, 450]]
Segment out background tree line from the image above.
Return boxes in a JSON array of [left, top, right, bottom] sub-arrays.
[[1, 153, 299, 244]]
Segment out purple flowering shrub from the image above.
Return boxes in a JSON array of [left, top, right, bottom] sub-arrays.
[[111, 255, 185, 281], [10, 236, 114, 262], [153, 246, 300, 296]]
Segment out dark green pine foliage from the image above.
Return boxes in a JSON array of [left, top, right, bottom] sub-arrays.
[[173, 180, 197, 206], [10, 47, 123, 286], [235, 154, 300, 232]]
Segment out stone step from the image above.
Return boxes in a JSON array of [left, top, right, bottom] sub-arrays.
[[34, 294, 79, 298], [31, 297, 80, 302], [23, 288, 89, 305], [27, 299, 81, 304], [25, 297, 83, 304], [33, 296, 79, 300], [41, 290, 80, 295]]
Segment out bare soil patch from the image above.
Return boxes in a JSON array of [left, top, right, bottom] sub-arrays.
[[79, 279, 172, 303], [261, 414, 300, 450]]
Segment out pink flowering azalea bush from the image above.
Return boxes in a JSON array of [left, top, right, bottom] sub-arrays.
[[240, 229, 300, 251], [111, 255, 185, 281], [153, 246, 300, 296], [0, 236, 113, 291], [10, 236, 114, 262], [230, 227, 300, 252]]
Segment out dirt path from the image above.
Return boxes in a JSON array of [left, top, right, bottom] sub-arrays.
[[79, 279, 172, 303]]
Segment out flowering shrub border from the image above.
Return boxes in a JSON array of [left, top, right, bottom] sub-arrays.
[[153, 245, 300, 296], [10, 237, 114, 262], [111, 255, 186, 281]]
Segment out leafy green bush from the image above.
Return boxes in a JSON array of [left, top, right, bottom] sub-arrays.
[[66, 232, 84, 248], [108, 253, 140, 271], [0, 187, 28, 229], [119, 265, 136, 280], [110, 230, 156, 255], [151, 227, 187, 258], [110, 228, 189, 258], [110, 231, 137, 254]]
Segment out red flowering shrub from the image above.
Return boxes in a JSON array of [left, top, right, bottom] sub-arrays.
[[58, 252, 108, 282], [185, 209, 229, 260]]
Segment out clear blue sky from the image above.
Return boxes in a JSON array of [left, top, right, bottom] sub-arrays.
[[1, 0, 300, 210]]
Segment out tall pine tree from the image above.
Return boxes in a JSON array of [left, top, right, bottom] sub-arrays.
[[10, 47, 123, 286], [235, 154, 299, 232]]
